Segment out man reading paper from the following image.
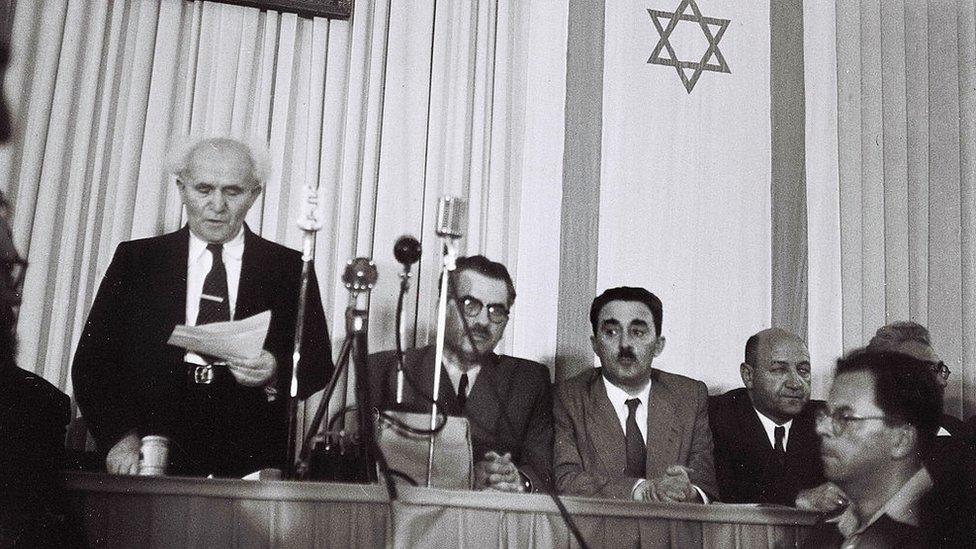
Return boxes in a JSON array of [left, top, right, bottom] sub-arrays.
[[72, 137, 333, 477]]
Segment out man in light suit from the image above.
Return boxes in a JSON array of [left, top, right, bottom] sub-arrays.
[[709, 328, 826, 505], [72, 137, 333, 478], [554, 286, 718, 503], [368, 255, 553, 492]]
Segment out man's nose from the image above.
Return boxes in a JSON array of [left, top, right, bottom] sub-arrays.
[[785, 368, 803, 388], [209, 191, 228, 212]]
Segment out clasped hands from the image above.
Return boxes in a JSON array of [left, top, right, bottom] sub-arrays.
[[474, 451, 525, 492], [634, 465, 700, 503]]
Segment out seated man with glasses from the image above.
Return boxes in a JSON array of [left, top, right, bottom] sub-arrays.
[[801, 349, 942, 548], [368, 255, 553, 492], [866, 321, 964, 437]]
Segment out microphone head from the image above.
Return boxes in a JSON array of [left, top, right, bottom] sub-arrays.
[[394, 235, 422, 266], [435, 196, 466, 239]]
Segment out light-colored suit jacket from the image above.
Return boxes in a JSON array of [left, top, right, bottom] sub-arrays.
[[554, 367, 718, 500]]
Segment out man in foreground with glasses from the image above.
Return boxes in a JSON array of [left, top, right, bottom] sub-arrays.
[[0, 14, 72, 541], [708, 328, 826, 505], [553, 287, 717, 508], [368, 255, 553, 492], [801, 350, 941, 548]]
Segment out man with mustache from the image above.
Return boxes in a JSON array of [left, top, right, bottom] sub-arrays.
[[801, 350, 941, 548], [708, 328, 826, 504], [369, 255, 553, 492], [72, 137, 333, 477], [553, 287, 718, 506]]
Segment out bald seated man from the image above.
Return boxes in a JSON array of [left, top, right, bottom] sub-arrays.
[[73, 137, 333, 478], [708, 328, 825, 504]]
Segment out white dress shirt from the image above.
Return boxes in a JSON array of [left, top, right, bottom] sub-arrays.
[[443, 358, 481, 398], [753, 408, 793, 450], [601, 376, 651, 442], [184, 228, 245, 365], [601, 375, 708, 502]]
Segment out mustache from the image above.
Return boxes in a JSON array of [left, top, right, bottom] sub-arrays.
[[618, 348, 637, 361]]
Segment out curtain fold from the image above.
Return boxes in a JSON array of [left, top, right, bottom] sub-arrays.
[[4, 0, 566, 443]]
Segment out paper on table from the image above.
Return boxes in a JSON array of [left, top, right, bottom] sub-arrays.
[[167, 310, 271, 362]]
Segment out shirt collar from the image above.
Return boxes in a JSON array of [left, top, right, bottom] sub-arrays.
[[829, 468, 933, 538], [601, 374, 652, 409], [188, 225, 246, 262], [753, 406, 793, 445]]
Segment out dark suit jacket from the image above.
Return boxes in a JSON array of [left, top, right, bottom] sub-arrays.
[[708, 387, 825, 504], [553, 367, 718, 500], [72, 226, 332, 477], [0, 366, 71, 547], [368, 345, 554, 492]]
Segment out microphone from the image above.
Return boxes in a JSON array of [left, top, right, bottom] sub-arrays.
[[392, 236, 421, 404], [435, 196, 465, 239], [394, 235, 422, 266], [297, 185, 325, 261]]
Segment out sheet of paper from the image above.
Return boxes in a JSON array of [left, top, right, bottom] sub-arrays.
[[167, 310, 271, 362]]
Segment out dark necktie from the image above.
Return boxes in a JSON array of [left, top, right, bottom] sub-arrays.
[[457, 373, 469, 411], [625, 398, 646, 478], [196, 243, 230, 325], [774, 425, 786, 455]]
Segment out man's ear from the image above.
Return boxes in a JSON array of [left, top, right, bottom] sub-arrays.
[[652, 336, 666, 357], [740, 362, 754, 389], [590, 334, 598, 355], [888, 424, 918, 460]]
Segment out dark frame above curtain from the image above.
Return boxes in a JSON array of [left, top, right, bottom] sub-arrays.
[[211, 0, 352, 19]]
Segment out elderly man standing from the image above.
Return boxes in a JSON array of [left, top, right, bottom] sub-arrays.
[[73, 137, 333, 478], [554, 286, 718, 503], [708, 328, 825, 504], [801, 350, 942, 548]]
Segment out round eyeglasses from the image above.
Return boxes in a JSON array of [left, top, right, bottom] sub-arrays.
[[455, 295, 510, 324], [815, 407, 888, 436]]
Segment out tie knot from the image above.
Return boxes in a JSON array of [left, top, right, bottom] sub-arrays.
[[625, 398, 641, 412], [207, 243, 223, 258], [774, 425, 785, 438]]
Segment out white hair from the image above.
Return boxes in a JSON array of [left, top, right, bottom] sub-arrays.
[[165, 135, 270, 186]]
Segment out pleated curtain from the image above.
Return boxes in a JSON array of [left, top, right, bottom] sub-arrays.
[[1, 0, 568, 444]]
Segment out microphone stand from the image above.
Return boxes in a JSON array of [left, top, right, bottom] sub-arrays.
[[427, 238, 460, 487], [286, 230, 316, 479], [294, 258, 378, 484]]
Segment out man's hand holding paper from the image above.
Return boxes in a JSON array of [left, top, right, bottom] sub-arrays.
[[168, 310, 272, 364]]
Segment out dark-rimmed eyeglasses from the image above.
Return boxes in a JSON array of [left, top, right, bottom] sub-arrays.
[[455, 295, 510, 324], [929, 361, 951, 381], [815, 408, 887, 436]]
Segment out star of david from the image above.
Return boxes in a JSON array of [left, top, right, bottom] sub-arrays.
[[647, 0, 731, 93]]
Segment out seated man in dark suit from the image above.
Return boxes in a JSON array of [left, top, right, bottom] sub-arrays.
[[0, 193, 71, 545], [0, 27, 72, 545], [72, 137, 333, 477], [709, 328, 825, 504], [368, 255, 553, 492], [801, 350, 941, 548], [554, 287, 718, 503]]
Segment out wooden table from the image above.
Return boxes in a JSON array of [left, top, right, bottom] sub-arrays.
[[65, 472, 818, 548]]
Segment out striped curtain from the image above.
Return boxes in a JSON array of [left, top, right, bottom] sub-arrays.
[[806, 0, 976, 419], [2, 0, 568, 443]]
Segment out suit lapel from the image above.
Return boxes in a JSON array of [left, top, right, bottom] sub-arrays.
[[153, 227, 189, 329], [409, 346, 460, 414], [588, 372, 628, 476], [236, 226, 264, 320], [645, 372, 680, 478]]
